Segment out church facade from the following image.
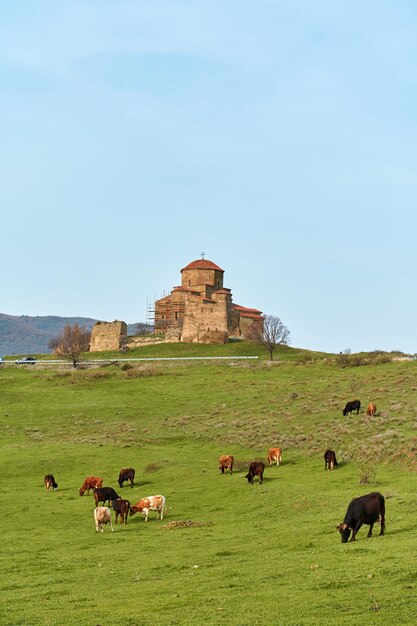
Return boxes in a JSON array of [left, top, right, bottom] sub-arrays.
[[154, 258, 263, 343]]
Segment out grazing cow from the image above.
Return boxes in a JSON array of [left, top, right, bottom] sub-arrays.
[[94, 506, 114, 533], [342, 400, 361, 416], [336, 492, 385, 543], [79, 476, 103, 496], [112, 498, 130, 525], [245, 461, 265, 484], [93, 487, 120, 507], [118, 467, 135, 489], [267, 447, 282, 466], [129, 495, 166, 522], [367, 402, 377, 417], [44, 474, 58, 491], [324, 449, 338, 471], [218, 455, 234, 474]]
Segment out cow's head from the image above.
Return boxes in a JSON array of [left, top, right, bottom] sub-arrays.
[[118, 479, 123, 488], [245, 472, 252, 483], [336, 523, 351, 543], [342, 409, 347, 416]]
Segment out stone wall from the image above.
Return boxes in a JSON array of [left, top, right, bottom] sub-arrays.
[[181, 294, 229, 343], [89, 320, 127, 352]]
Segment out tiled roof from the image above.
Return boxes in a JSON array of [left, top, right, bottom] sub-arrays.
[[232, 304, 263, 315], [181, 259, 224, 272]]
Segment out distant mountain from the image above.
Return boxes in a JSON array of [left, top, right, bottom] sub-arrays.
[[0, 314, 142, 356]]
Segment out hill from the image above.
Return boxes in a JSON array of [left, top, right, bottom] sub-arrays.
[[2, 355, 417, 624], [0, 313, 140, 355]]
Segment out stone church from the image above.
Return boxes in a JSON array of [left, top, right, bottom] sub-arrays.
[[154, 257, 263, 343]]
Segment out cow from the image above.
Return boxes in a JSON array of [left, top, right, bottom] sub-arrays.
[[44, 474, 58, 491], [342, 400, 361, 416], [118, 467, 135, 489], [218, 455, 234, 474], [112, 498, 130, 525], [267, 447, 282, 466], [93, 487, 120, 507], [94, 506, 114, 533], [367, 403, 377, 417], [336, 492, 385, 543], [245, 461, 265, 484], [324, 449, 338, 471], [129, 495, 166, 522], [79, 476, 103, 496]]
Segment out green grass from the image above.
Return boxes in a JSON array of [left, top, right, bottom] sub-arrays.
[[2, 352, 417, 625]]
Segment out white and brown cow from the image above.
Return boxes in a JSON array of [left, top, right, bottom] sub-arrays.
[[129, 495, 166, 522], [267, 447, 282, 466], [94, 506, 114, 533]]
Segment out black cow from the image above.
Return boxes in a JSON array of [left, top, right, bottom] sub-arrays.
[[112, 498, 131, 524], [245, 461, 265, 484], [337, 492, 385, 543], [44, 474, 58, 491], [93, 486, 120, 507], [118, 467, 135, 489], [324, 449, 338, 471], [342, 400, 361, 416]]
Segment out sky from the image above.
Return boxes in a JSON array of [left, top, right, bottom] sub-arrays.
[[1, 0, 417, 354]]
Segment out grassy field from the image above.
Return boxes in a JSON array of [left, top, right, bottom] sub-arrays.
[[2, 346, 417, 625]]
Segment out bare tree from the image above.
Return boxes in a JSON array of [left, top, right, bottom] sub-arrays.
[[252, 314, 290, 360], [52, 324, 91, 367]]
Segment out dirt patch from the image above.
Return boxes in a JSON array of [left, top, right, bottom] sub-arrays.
[[163, 520, 214, 529]]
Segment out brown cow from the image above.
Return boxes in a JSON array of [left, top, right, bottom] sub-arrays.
[[218, 455, 234, 474], [118, 467, 135, 488], [367, 403, 377, 417], [324, 449, 338, 471], [79, 476, 103, 496], [245, 461, 265, 484], [44, 474, 58, 492], [129, 495, 166, 522], [112, 498, 130, 525], [267, 447, 282, 466]]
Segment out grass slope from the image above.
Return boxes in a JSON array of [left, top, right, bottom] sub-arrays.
[[1, 356, 417, 625]]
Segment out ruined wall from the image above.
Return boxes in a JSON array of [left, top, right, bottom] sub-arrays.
[[181, 294, 229, 343], [89, 320, 127, 352]]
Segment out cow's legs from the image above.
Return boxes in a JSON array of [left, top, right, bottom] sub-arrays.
[[350, 522, 363, 541], [367, 523, 374, 538], [379, 515, 385, 535]]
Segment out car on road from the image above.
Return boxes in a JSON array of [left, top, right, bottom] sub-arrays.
[[15, 356, 36, 364]]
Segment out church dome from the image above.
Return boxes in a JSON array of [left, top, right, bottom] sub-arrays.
[[181, 259, 224, 272]]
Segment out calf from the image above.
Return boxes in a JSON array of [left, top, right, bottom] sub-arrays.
[[367, 402, 377, 417], [129, 495, 166, 522], [112, 498, 130, 525], [93, 486, 120, 507], [94, 506, 114, 533], [44, 474, 58, 492], [118, 467, 135, 488], [342, 399, 361, 416], [337, 492, 385, 543], [218, 455, 234, 474], [267, 447, 282, 466], [245, 461, 265, 484], [79, 476, 103, 496], [324, 449, 338, 471]]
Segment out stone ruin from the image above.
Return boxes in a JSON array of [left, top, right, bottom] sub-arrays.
[[89, 320, 127, 352]]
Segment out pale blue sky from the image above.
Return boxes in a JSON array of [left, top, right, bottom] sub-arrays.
[[2, 1, 417, 353]]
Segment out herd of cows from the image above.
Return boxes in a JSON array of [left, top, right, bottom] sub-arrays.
[[219, 399, 385, 544], [44, 468, 166, 533], [43, 398, 385, 543]]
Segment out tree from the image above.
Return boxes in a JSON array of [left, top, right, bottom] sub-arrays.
[[252, 314, 290, 360], [52, 324, 91, 367]]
